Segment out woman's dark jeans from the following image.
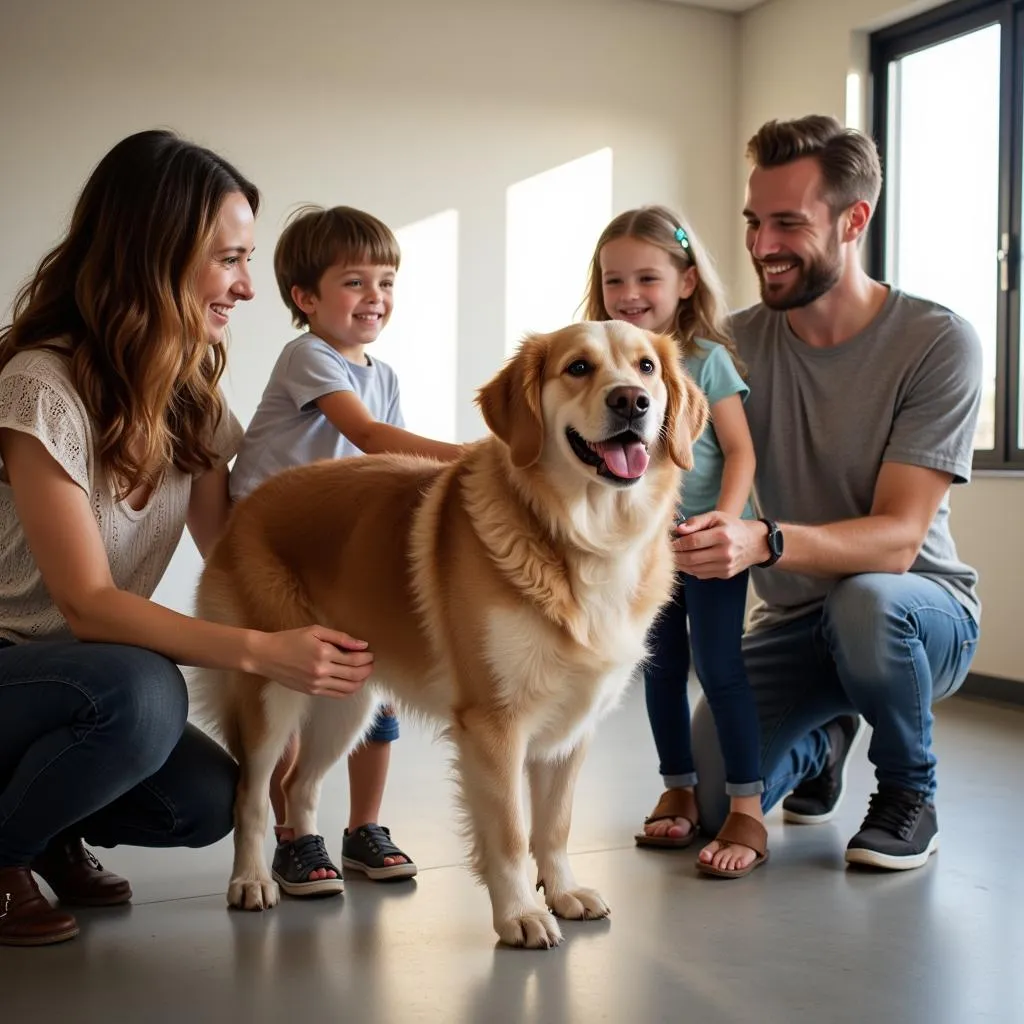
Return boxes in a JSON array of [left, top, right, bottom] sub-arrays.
[[0, 639, 237, 867]]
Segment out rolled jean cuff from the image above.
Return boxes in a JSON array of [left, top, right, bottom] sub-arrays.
[[366, 710, 400, 744], [725, 779, 765, 798], [662, 772, 698, 790]]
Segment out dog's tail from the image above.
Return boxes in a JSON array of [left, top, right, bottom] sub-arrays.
[[189, 562, 249, 754], [189, 520, 322, 756]]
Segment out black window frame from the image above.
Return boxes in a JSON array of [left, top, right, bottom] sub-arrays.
[[870, 0, 1024, 471]]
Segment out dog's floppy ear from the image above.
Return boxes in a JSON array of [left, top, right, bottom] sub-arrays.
[[476, 334, 547, 468], [654, 332, 709, 471]]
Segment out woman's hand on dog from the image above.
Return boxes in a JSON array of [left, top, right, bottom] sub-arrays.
[[245, 627, 374, 696]]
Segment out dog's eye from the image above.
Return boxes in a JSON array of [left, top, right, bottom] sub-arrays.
[[638, 358, 656, 375], [565, 359, 591, 377]]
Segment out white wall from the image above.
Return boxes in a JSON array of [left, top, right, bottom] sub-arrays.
[[0, 0, 738, 615], [736, 0, 1023, 682]]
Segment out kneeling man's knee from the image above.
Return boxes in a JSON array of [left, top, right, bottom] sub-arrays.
[[822, 575, 909, 685]]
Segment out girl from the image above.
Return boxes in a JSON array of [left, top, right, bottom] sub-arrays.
[[583, 205, 767, 878], [0, 130, 374, 946]]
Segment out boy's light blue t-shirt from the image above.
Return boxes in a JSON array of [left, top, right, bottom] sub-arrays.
[[230, 332, 404, 501], [678, 338, 755, 521]]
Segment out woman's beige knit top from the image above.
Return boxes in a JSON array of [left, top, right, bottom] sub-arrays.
[[0, 348, 241, 642]]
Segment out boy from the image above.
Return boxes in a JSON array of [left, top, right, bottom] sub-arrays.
[[231, 205, 461, 894]]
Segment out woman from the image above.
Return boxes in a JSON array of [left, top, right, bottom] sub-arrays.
[[0, 130, 374, 947]]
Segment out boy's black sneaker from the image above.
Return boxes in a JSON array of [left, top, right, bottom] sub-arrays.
[[783, 714, 866, 824], [845, 784, 939, 871]]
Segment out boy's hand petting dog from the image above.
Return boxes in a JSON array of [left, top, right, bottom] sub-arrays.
[[244, 627, 374, 697]]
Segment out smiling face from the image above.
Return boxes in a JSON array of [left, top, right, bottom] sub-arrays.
[[598, 236, 696, 336], [743, 156, 845, 311], [543, 322, 668, 487], [291, 261, 396, 357], [195, 191, 256, 341], [478, 321, 707, 493]]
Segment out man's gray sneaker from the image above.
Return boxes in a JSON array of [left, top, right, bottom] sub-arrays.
[[845, 785, 939, 870], [783, 715, 866, 824]]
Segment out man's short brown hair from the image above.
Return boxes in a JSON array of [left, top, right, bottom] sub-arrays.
[[274, 205, 401, 328], [746, 115, 882, 216]]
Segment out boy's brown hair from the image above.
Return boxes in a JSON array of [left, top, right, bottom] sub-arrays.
[[274, 205, 401, 328], [746, 114, 882, 216]]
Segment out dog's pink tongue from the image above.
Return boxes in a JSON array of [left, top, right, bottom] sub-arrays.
[[593, 439, 650, 479]]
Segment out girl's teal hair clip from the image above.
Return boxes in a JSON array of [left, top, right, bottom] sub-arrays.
[[675, 226, 691, 250]]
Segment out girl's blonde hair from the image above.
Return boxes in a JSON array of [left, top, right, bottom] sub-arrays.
[[582, 204, 745, 374], [0, 129, 260, 499]]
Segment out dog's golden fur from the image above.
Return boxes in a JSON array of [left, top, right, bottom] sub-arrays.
[[192, 320, 708, 948]]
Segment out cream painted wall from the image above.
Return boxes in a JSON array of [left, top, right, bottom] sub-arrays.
[[736, 0, 1023, 682], [0, 0, 737, 616]]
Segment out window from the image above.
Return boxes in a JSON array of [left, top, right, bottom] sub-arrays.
[[871, 0, 1023, 469]]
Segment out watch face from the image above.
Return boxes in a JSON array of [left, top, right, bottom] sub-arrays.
[[757, 519, 781, 567]]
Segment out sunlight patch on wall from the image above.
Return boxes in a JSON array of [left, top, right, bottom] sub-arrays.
[[505, 148, 613, 357], [845, 71, 863, 132], [374, 209, 459, 442]]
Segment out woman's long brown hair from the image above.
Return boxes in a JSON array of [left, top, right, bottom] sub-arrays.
[[0, 129, 260, 497]]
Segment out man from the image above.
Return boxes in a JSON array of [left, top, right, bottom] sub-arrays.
[[679, 114, 982, 871]]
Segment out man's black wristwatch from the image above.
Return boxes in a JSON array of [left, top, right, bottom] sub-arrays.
[[756, 518, 784, 568]]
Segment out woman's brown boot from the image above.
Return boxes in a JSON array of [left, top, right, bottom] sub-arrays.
[[0, 866, 80, 946], [31, 836, 132, 906]]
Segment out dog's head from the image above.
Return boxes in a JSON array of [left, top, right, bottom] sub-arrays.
[[477, 320, 708, 487]]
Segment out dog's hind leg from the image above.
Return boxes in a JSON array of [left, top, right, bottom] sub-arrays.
[[228, 683, 306, 911], [528, 738, 610, 923], [451, 711, 562, 949], [285, 690, 378, 841]]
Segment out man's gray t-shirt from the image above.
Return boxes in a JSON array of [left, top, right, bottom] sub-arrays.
[[230, 332, 404, 501], [730, 289, 982, 632]]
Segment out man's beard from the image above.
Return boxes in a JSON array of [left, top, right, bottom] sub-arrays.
[[756, 226, 842, 311]]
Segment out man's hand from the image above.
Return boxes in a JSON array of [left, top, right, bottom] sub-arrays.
[[671, 512, 769, 579]]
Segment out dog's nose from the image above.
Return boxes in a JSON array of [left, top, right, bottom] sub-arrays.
[[606, 386, 650, 420]]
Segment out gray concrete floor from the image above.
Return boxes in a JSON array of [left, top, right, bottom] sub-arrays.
[[1, 686, 1022, 1024]]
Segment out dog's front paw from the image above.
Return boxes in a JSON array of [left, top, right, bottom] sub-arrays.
[[227, 876, 280, 911], [496, 908, 564, 949], [546, 887, 610, 921]]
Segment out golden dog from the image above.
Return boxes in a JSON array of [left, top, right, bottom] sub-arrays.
[[192, 320, 708, 948]]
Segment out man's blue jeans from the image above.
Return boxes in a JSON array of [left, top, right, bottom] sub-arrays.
[[692, 573, 980, 833], [0, 640, 238, 867]]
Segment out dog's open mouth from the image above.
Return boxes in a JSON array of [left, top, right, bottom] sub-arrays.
[[566, 427, 650, 484]]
